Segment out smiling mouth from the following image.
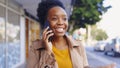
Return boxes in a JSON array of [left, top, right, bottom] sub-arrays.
[[55, 28, 64, 33]]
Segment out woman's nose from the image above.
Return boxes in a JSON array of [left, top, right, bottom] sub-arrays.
[[57, 18, 63, 25]]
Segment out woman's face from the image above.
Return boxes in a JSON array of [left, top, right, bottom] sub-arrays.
[[47, 6, 68, 37]]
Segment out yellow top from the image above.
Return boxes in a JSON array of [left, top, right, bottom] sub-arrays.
[[52, 45, 73, 68]]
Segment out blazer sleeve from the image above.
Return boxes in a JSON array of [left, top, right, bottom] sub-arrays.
[[26, 40, 56, 68], [79, 42, 89, 67], [27, 44, 40, 68], [82, 45, 89, 67]]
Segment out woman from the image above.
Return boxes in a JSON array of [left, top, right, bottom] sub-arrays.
[[27, 0, 115, 68], [27, 0, 88, 68]]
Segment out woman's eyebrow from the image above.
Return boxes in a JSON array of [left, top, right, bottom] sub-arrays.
[[51, 15, 57, 17]]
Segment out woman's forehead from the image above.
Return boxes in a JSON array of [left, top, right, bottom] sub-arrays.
[[48, 6, 67, 17]]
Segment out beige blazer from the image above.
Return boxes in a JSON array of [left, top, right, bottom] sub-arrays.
[[27, 35, 89, 68]]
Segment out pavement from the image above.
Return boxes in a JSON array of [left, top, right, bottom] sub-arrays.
[[86, 47, 117, 68]]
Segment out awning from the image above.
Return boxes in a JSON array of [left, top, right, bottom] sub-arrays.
[[14, 0, 74, 19]]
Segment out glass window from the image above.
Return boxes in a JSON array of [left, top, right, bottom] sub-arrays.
[[0, 0, 5, 4], [0, 5, 5, 68], [7, 10, 20, 67], [8, 0, 20, 11], [0, 5, 5, 42]]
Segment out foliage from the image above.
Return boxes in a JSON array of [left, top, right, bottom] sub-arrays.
[[91, 25, 108, 41], [69, 0, 109, 32]]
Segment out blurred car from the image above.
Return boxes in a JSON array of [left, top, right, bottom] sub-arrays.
[[104, 37, 120, 57], [94, 41, 107, 51]]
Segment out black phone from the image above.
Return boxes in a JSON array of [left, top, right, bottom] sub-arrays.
[[44, 21, 50, 29], [44, 21, 53, 41]]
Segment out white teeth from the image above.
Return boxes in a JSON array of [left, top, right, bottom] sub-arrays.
[[56, 28, 64, 32]]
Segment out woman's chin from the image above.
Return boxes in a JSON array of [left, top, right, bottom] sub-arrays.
[[54, 33, 65, 37]]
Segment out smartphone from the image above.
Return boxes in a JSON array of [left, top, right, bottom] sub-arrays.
[[44, 21, 50, 30], [44, 21, 53, 41]]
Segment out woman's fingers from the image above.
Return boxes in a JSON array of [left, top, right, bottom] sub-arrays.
[[42, 27, 49, 39], [42, 26, 54, 42], [46, 32, 54, 41], [43, 30, 53, 40], [42, 26, 54, 51], [43, 26, 49, 35]]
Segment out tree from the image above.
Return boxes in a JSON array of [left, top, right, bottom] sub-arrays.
[[68, 0, 110, 33], [92, 29, 108, 40], [91, 25, 108, 41]]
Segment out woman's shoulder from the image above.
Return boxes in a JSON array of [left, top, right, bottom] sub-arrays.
[[30, 39, 44, 50]]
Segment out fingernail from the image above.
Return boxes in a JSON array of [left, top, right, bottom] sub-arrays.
[[47, 26, 49, 29]]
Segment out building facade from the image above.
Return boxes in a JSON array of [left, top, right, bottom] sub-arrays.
[[0, 0, 41, 68], [0, 0, 73, 68]]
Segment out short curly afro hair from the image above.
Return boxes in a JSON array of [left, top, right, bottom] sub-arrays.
[[37, 0, 65, 29]]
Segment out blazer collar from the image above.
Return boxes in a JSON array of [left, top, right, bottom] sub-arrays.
[[34, 35, 80, 50]]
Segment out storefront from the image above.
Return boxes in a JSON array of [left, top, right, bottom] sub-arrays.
[[0, 0, 41, 67], [0, 0, 29, 68], [25, 17, 40, 59], [0, 0, 72, 68]]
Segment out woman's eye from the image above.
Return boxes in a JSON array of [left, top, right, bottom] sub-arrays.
[[63, 18, 67, 21], [52, 18, 57, 21]]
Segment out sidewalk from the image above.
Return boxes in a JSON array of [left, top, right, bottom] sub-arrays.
[[86, 50, 116, 68]]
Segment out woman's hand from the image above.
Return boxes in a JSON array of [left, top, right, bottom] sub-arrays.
[[42, 27, 54, 51]]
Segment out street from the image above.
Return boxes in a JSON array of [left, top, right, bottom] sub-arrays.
[[86, 46, 120, 68]]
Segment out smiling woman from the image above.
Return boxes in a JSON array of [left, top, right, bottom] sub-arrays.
[[27, 0, 89, 68], [47, 6, 68, 37]]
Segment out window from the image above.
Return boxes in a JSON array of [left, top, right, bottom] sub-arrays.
[[7, 10, 20, 67], [0, 0, 5, 4], [0, 0, 25, 67], [8, 0, 20, 11], [0, 5, 5, 68], [0, 5, 5, 42]]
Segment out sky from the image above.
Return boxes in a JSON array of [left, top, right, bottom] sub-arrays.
[[97, 0, 120, 39]]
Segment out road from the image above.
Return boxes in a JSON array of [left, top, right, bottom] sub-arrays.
[[86, 46, 120, 68]]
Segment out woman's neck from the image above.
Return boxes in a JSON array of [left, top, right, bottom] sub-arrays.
[[52, 36, 68, 50]]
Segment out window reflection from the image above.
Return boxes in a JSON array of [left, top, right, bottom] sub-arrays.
[[0, 5, 5, 68], [6, 22, 20, 42], [0, 1, 23, 67], [0, 17, 5, 42], [0, 6, 5, 42], [7, 10, 20, 67]]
